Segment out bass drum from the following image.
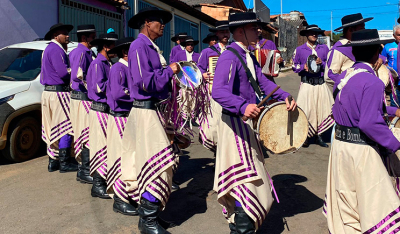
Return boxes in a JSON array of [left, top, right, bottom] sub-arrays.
[[256, 101, 308, 154]]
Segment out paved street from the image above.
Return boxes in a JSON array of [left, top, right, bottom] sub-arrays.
[[0, 71, 331, 234]]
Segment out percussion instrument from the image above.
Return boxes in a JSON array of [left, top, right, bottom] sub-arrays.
[[175, 61, 203, 90], [377, 65, 399, 106], [255, 49, 281, 77], [387, 117, 400, 177], [256, 102, 308, 154], [307, 55, 321, 74]]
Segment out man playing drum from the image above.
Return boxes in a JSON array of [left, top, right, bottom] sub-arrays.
[[324, 29, 400, 234], [170, 36, 200, 63], [125, 7, 180, 234], [212, 12, 297, 233], [292, 24, 333, 148], [197, 20, 230, 153], [41, 23, 78, 173], [69, 24, 97, 184]]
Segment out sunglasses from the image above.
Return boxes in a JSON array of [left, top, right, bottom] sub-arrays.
[[147, 16, 164, 24]]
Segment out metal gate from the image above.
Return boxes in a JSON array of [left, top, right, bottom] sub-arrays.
[[200, 22, 212, 50], [174, 16, 199, 53], [59, 0, 123, 41]]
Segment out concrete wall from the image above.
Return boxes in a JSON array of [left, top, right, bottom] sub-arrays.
[[277, 17, 297, 63]]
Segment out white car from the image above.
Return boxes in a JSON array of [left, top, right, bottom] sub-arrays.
[[0, 41, 79, 162]]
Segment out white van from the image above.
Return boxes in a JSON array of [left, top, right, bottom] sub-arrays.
[[0, 41, 78, 162]]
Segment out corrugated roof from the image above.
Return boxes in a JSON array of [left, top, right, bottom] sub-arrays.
[[185, 0, 224, 6]]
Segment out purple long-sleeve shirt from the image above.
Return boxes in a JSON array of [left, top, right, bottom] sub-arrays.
[[249, 38, 277, 51], [212, 42, 290, 116], [86, 53, 111, 103], [69, 43, 94, 93], [128, 33, 174, 101], [197, 43, 225, 74], [40, 41, 70, 86], [169, 44, 185, 64], [292, 42, 329, 78], [332, 62, 400, 152], [170, 50, 200, 63], [106, 59, 133, 112]]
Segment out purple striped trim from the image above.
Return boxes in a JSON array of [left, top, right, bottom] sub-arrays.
[[50, 125, 73, 142], [50, 119, 69, 131], [147, 183, 168, 205], [96, 111, 108, 137], [137, 152, 175, 190], [57, 92, 71, 119], [151, 180, 170, 200], [50, 121, 71, 137], [232, 187, 261, 227], [107, 164, 121, 185], [364, 206, 400, 234], [82, 100, 91, 114], [137, 145, 173, 179], [114, 117, 127, 139], [113, 179, 129, 200]]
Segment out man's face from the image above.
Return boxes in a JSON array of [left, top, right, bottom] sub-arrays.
[[86, 33, 96, 47], [209, 37, 217, 46], [394, 29, 400, 43], [306, 31, 318, 43], [353, 23, 365, 32], [257, 26, 262, 37], [185, 42, 194, 52], [54, 29, 70, 45], [146, 17, 165, 38], [216, 30, 230, 44], [243, 23, 259, 44], [104, 43, 116, 58], [176, 39, 181, 44]]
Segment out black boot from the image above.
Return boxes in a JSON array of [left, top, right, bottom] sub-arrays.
[[316, 135, 329, 148], [171, 180, 180, 191], [77, 147, 93, 184], [91, 171, 111, 199], [113, 194, 138, 216], [48, 157, 60, 172], [59, 148, 78, 173], [234, 206, 255, 234], [229, 223, 238, 234], [302, 137, 310, 148], [138, 197, 166, 234]]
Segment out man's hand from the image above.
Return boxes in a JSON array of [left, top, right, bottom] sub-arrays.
[[277, 57, 284, 64], [396, 109, 400, 117], [374, 58, 383, 71], [203, 73, 214, 83], [244, 104, 262, 119], [316, 57, 322, 65], [169, 63, 181, 74], [304, 63, 309, 72], [285, 97, 297, 111]]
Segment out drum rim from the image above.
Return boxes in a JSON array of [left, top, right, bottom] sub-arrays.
[[256, 101, 308, 154], [390, 117, 400, 130], [175, 61, 203, 90]]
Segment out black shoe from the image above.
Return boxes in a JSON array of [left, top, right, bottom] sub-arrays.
[[316, 135, 329, 148], [229, 223, 238, 234], [91, 171, 111, 199], [171, 181, 180, 191], [48, 157, 60, 172], [113, 195, 138, 216], [302, 138, 310, 148], [59, 148, 78, 173], [77, 147, 93, 184], [138, 197, 166, 234], [234, 206, 255, 234]]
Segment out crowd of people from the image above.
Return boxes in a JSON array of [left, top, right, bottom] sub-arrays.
[[39, 6, 400, 234]]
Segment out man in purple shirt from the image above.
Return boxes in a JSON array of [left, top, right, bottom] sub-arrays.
[[69, 24, 96, 184], [324, 29, 400, 234], [202, 32, 217, 47], [86, 32, 118, 199], [40, 23, 78, 173], [212, 12, 297, 233], [169, 32, 187, 63], [293, 24, 333, 148], [125, 7, 180, 233], [104, 37, 138, 216], [170, 36, 200, 63]]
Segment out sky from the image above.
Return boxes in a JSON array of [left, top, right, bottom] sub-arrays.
[[245, 0, 399, 32]]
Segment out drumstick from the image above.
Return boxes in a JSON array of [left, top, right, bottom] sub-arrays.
[[287, 96, 293, 146], [242, 85, 281, 121]]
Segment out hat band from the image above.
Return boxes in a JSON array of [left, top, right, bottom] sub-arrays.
[[186, 39, 194, 42], [342, 18, 365, 28], [351, 38, 380, 44], [216, 24, 229, 28], [307, 27, 320, 30], [229, 19, 258, 25], [103, 38, 118, 40], [77, 29, 96, 33]]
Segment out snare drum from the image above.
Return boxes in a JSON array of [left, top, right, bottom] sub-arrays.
[[256, 102, 308, 154], [175, 61, 203, 90]]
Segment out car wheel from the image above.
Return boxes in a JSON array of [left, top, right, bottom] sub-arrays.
[[2, 117, 41, 163]]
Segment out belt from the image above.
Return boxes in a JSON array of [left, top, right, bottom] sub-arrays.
[[222, 109, 240, 117], [109, 110, 130, 117], [132, 99, 158, 110], [334, 124, 375, 145], [70, 90, 90, 101], [44, 85, 70, 92], [301, 76, 325, 85], [91, 101, 109, 113]]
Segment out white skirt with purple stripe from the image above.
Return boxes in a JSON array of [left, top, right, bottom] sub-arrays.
[[88, 109, 108, 179], [70, 99, 91, 162]]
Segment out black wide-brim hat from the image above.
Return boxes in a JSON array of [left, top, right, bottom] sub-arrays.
[[181, 36, 199, 46], [108, 37, 135, 54], [128, 7, 172, 29], [229, 12, 260, 31], [202, 32, 217, 43], [90, 32, 118, 46], [77, 24, 96, 33], [300, 24, 325, 36], [334, 13, 373, 32], [209, 20, 229, 32], [44, 23, 74, 40], [171, 32, 188, 42], [340, 29, 394, 47]]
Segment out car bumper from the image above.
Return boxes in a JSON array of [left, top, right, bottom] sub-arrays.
[[0, 103, 15, 150]]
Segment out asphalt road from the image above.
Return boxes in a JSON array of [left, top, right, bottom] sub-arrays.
[[0, 71, 331, 234]]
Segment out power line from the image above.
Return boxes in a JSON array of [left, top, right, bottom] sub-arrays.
[[270, 3, 397, 14]]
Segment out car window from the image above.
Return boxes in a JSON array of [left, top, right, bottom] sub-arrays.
[[0, 48, 43, 81]]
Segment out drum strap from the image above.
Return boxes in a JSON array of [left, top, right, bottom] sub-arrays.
[[260, 39, 268, 48], [210, 46, 221, 55], [227, 47, 263, 98]]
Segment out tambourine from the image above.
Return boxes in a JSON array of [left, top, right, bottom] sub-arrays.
[[174, 61, 203, 90]]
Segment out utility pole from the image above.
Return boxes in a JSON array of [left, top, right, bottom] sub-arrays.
[[331, 11, 333, 41], [253, 0, 256, 13], [281, 0, 283, 18]]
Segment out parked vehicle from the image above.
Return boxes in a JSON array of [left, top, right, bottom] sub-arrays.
[[0, 41, 78, 162]]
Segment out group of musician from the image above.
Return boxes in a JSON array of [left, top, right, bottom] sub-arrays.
[[39, 4, 400, 233]]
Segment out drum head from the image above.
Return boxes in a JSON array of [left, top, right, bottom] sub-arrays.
[[307, 55, 321, 74], [377, 65, 390, 87], [257, 102, 308, 154], [390, 117, 400, 129], [176, 62, 202, 90]]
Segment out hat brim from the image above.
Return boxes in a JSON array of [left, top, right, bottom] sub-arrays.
[[44, 25, 73, 40], [108, 41, 132, 54], [209, 26, 229, 32], [300, 29, 325, 36], [90, 38, 118, 46], [340, 38, 395, 47], [334, 17, 373, 32], [128, 10, 172, 29], [228, 19, 262, 32], [181, 40, 199, 46], [171, 35, 187, 42], [202, 36, 216, 43]]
